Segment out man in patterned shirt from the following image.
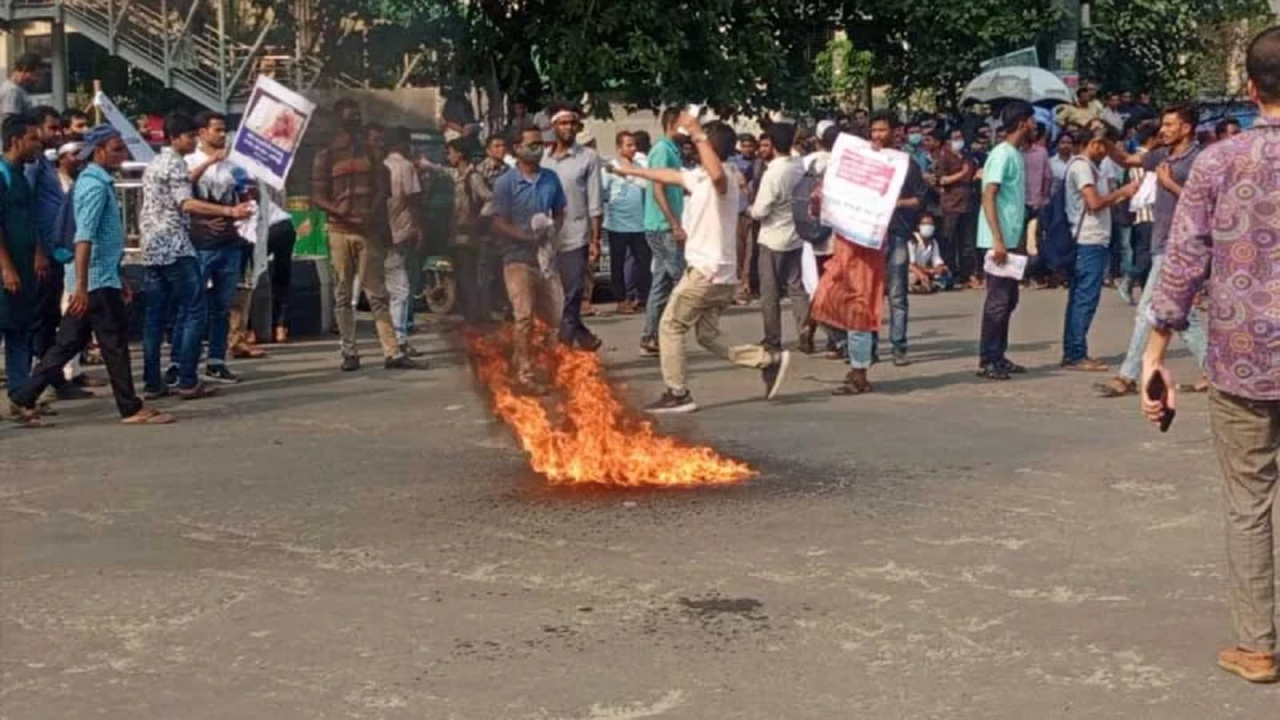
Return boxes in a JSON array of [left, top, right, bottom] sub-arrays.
[[10, 126, 173, 425], [139, 112, 249, 400], [1142, 26, 1280, 685]]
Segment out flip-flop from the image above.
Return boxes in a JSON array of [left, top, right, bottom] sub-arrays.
[[121, 409, 176, 425], [832, 381, 872, 396]]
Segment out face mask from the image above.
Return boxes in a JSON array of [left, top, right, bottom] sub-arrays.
[[950, 140, 965, 153], [919, 225, 936, 239], [907, 133, 923, 146], [517, 146, 543, 163]]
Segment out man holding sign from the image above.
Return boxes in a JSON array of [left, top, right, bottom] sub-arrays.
[[976, 102, 1036, 381]]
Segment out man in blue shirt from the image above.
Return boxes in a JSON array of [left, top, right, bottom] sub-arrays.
[[603, 130, 650, 315], [486, 126, 566, 392], [23, 105, 94, 401], [0, 114, 45, 414], [11, 125, 174, 425]]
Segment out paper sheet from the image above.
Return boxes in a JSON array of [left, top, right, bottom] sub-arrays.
[[983, 250, 1028, 280], [801, 242, 820, 297], [1130, 173, 1158, 211]]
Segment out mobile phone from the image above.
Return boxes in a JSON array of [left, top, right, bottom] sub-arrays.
[[1145, 372, 1176, 433]]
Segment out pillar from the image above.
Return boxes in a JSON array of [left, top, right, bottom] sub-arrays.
[[50, 20, 67, 110]]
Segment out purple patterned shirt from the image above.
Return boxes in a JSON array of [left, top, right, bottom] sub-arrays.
[[1149, 114, 1280, 400]]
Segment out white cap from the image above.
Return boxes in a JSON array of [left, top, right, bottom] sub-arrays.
[[816, 120, 835, 139]]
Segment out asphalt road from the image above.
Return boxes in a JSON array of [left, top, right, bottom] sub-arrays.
[[2, 286, 1277, 719]]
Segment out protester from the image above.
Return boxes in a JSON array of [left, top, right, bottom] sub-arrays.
[[1055, 86, 1104, 128], [254, 196, 298, 344], [640, 108, 686, 356], [749, 121, 808, 354], [0, 114, 45, 418], [1097, 105, 1207, 398], [22, 106, 92, 402], [541, 105, 603, 351], [873, 111, 926, 367], [0, 54, 41, 134], [10, 125, 173, 426], [1141, 26, 1280, 684], [606, 115, 790, 413], [486, 126, 566, 393], [1060, 124, 1137, 372], [385, 128, 428, 355], [312, 100, 422, 371], [445, 134, 494, 327], [908, 212, 951, 293], [1049, 132, 1074, 196], [798, 125, 840, 355], [976, 102, 1036, 380], [733, 132, 764, 304], [933, 127, 977, 286], [603, 130, 651, 315], [1215, 117, 1242, 141], [1021, 124, 1052, 259], [60, 108, 90, 140], [140, 112, 248, 400]]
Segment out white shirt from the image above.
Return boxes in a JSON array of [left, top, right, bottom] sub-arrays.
[[1050, 154, 1071, 194], [909, 234, 945, 268], [681, 165, 741, 285], [385, 151, 423, 245], [749, 155, 803, 253]]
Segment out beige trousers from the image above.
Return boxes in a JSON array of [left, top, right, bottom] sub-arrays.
[[659, 268, 770, 392], [1209, 387, 1279, 653], [502, 262, 562, 383], [329, 229, 400, 359]]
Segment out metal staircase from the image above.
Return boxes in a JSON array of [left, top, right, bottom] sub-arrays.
[[0, 0, 326, 113]]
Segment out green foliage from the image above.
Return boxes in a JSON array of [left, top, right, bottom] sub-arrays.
[[813, 36, 873, 111], [1083, 0, 1273, 99]]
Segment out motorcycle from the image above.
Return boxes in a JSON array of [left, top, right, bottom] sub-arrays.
[[419, 254, 458, 315]]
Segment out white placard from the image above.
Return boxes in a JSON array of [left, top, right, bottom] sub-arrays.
[[93, 91, 155, 162], [818, 133, 910, 251], [228, 76, 315, 191]]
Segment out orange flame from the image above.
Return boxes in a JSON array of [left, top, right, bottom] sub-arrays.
[[467, 329, 755, 488]]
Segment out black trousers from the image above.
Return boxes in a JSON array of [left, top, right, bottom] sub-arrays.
[[757, 246, 810, 351], [267, 220, 297, 329], [29, 264, 69, 388], [607, 230, 651, 303], [940, 209, 978, 282], [979, 271, 1020, 367], [11, 288, 142, 418]]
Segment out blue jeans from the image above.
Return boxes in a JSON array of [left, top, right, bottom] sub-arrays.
[[3, 327, 32, 394], [846, 330, 874, 370], [1110, 222, 1133, 280], [144, 257, 204, 390], [642, 231, 685, 341], [1062, 244, 1109, 363], [198, 245, 242, 366], [1118, 253, 1208, 381], [886, 233, 909, 352]]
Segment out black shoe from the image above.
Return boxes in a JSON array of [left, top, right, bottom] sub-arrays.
[[400, 343, 424, 358], [578, 334, 603, 352], [163, 364, 179, 387], [341, 355, 361, 372], [977, 365, 1011, 381], [762, 350, 792, 400], [998, 359, 1027, 374], [385, 355, 429, 370], [892, 349, 911, 367], [204, 365, 240, 384], [640, 337, 660, 356], [55, 383, 95, 401], [646, 389, 697, 414], [143, 385, 171, 400]]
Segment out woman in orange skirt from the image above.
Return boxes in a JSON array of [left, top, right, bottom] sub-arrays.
[[809, 234, 887, 394]]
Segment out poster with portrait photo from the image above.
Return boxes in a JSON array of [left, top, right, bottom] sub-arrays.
[[229, 76, 315, 190]]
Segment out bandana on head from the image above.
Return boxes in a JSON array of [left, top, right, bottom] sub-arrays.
[[78, 124, 122, 161], [551, 110, 579, 125], [57, 141, 83, 158]]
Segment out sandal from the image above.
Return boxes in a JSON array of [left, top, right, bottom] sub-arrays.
[[8, 405, 53, 428], [832, 370, 872, 396], [1179, 377, 1210, 393], [231, 344, 268, 359], [1096, 377, 1138, 398], [1062, 358, 1109, 372], [178, 383, 219, 401], [121, 408, 176, 425]]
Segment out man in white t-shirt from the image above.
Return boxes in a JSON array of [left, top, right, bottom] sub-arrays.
[[1061, 125, 1137, 372], [606, 114, 790, 414]]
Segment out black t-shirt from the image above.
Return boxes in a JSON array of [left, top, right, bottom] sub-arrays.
[[889, 159, 927, 239]]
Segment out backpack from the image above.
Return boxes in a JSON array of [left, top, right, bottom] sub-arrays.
[[49, 182, 78, 264], [1038, 157, 1092, 274], [792, 167, 831, 244]]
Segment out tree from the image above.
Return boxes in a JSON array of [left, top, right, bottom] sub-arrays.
[[1083, 0, 1273, 100], [813, 35, 873, 112]]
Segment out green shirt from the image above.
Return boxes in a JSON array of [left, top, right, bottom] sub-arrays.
[[643, 137, 684, 232], [976, 142, 1026, 250]]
